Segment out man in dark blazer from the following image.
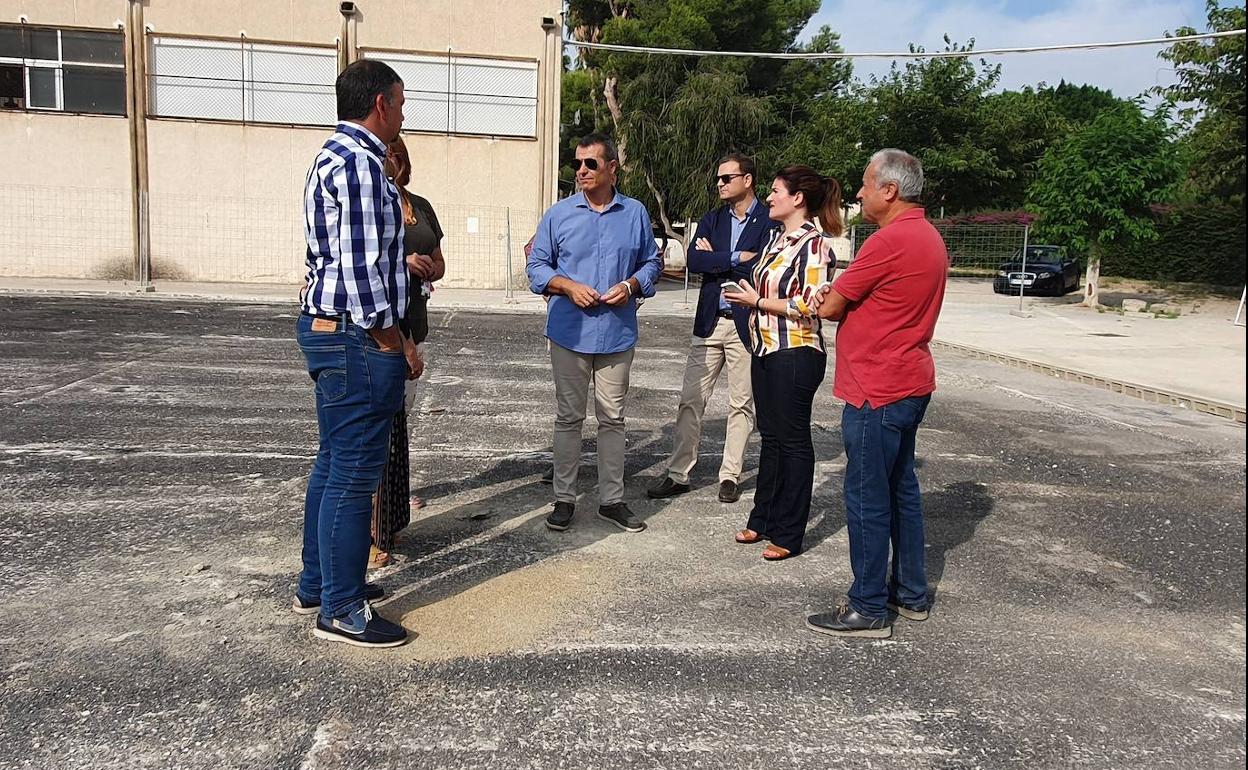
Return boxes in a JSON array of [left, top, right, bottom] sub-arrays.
[[649, 153, 777, 503]]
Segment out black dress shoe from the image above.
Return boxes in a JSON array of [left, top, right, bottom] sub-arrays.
[[806, 602, 892, 639], [887, 600, 929, 621], [545, 501, 575, 531], [717, 480, 741, 502], [647, 476, 690, 499]]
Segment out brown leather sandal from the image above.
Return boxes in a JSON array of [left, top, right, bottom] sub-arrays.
[[762, 545, 793, 561], [735, 528, 764, 544]]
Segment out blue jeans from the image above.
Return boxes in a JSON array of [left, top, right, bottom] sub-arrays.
[[842, 395, 931, 618], [295, 314, 406, 619], [747, 347, 826, 553]]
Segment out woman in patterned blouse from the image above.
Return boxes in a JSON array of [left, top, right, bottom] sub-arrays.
[[724, 165, 843, 560]]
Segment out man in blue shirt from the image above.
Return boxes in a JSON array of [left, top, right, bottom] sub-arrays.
[[648, 153, 775, 504], [294, 60, 419, 649], [527, 133, 663, 533]]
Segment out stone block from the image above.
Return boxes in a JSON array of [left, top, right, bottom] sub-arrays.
[[1121, 299, 1148, 312], [1149, 303, 1182, 316]]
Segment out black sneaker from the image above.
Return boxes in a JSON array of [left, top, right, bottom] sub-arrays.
[[598, 502, 646, 533], [887, 600, 930, 621], [806, 601, 892, 639], [717, 480, 741, 503], [312, 603, 409, 648], [545, 501, 575, 531], [540, 467, 554, 484], [647, 477, 690, 499], [291, 583, 386, 615]]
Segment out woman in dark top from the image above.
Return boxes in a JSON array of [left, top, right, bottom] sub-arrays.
[[369, 136, 446, 569]]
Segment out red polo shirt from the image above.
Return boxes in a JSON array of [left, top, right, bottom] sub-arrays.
[[831, 208, 948, 409]]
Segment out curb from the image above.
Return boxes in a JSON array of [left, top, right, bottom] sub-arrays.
[[932, 340, 1246, 424]]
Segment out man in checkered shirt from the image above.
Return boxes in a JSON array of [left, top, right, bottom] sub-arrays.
[[292, 59, 420, 650]]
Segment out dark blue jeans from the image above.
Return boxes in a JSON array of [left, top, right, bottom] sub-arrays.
[[296, 314, 406, 619], [747, 347, 826, 553], [842, 395, 932, 618]]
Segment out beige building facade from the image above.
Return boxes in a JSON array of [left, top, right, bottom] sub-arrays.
[[0, 0, 562, 288]]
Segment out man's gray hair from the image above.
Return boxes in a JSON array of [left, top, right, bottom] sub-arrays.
[[869, 149, 924, 202]]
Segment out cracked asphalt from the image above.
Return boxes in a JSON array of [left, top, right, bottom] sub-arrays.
[[0, 294, 1243, 769]]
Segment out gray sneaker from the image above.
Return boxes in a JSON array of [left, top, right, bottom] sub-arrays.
[[597, 502, 646, 533]]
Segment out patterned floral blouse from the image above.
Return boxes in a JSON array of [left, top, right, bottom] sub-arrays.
[[748, 221, 835, 356]]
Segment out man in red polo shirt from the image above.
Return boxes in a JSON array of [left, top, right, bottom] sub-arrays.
[[805, 148, 948, 639]]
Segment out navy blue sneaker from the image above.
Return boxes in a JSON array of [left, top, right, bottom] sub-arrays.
[[291, 583, 386, 615], [312, 603, 409, 649]]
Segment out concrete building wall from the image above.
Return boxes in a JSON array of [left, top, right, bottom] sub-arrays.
[[1, 0, 561, 287]]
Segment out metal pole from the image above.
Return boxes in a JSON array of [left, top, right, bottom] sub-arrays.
[[504, 207, 514, 300], [849, 224, 857, 260], [1017, 224, 1030, 312], [1234, 286, 1246, 327]]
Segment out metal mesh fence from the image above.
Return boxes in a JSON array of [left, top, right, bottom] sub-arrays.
[[850, 223, 1029, 278], [362, 50, 539, 138], [434, 203, 540, 291], [0, 185, 131, 278], [148, 36, 338, 126]]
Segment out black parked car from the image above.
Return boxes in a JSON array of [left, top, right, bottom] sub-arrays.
[[992, 245, 1080, 296]]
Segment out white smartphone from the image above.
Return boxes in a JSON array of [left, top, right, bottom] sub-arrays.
[[721, 280, 745, 293]]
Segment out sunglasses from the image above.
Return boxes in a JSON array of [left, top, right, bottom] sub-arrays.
[[571, 158, 605, 171], [716, 173, 746, 185]]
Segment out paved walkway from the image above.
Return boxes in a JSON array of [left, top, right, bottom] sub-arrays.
[[2, 275, 1243, 408]]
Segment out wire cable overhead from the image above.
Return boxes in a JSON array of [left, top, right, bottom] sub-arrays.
[[564, 29, 1246, 60]]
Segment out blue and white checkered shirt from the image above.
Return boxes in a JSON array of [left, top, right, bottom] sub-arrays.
[[301, 122, 407, 330]]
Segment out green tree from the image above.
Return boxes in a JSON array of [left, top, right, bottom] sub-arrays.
[[1040, 81, 1123, 126], [850, 39, 1014, 212], [565, 0, 842, 236], [1156, 0, 1246, 203], [1027, 102, 1182, 307]]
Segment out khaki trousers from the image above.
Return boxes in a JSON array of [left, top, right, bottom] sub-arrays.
[[665, 318, 755, 484], [550, 341, 634, 505]]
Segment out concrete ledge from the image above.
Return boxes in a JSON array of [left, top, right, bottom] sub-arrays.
[[933, 340, 1247, 424]]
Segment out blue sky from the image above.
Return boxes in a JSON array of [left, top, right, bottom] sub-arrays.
[[802, 0, 1213, 97]]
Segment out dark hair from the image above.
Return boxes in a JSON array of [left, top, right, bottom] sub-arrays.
[[577, 133, 618, 163], [717, 152, 756, 179], [774, 165, 844, 237], [336, 59, 402, 121]]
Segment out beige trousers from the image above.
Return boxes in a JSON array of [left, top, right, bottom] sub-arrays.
[[550, 341, 635, 505], [665, 318, 755, 484]]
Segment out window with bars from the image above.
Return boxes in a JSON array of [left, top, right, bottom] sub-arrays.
[[148, 36, 338, 126], [362, 50, 538, 139], [0, 24, 126, 115]]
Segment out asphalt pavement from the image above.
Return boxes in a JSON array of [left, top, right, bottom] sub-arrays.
[[0, 295, 1243, 769]]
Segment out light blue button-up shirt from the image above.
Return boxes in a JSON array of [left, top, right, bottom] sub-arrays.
[[527, 189, 663, 354], [719, 197, 763, 312]]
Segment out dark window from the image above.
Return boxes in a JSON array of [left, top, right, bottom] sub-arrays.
[[61, 30, 124, 65], [28, 67, 57, 108], [0, 26, 21, 58], [63, 66, 125, 114], [0, 24, 126, 116], [28, 28, 58, 60]]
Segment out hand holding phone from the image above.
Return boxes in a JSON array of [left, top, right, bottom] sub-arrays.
[[721, 280, 745, 294]]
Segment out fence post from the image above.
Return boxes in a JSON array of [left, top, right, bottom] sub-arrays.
[[126, 0, 153, 292], [849, 225, 857, 259], [504, 207, 513, 300], [1011, 224, 1031, 318]]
